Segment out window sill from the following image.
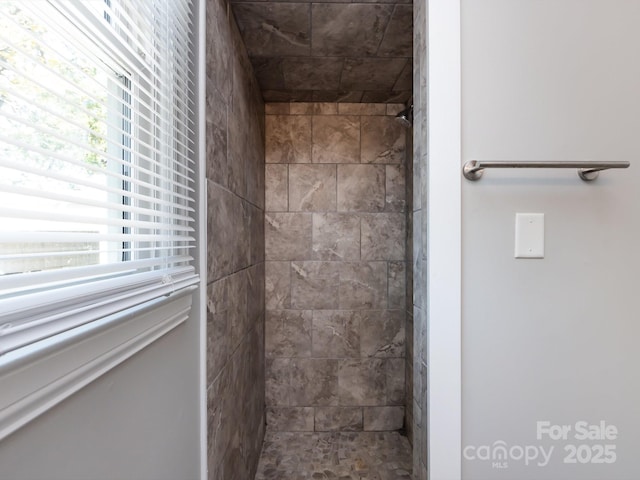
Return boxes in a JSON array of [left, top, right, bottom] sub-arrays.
[[0, 289, 194, 441]]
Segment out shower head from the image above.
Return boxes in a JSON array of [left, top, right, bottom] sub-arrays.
[[395, 104, 413, 128]]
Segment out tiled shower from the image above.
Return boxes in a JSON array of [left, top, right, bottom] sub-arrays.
[[264, 102, 407, 433], [205, 0, 425, 478]]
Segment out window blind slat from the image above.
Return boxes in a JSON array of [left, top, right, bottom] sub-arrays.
[[0, 140, 196, 204], [0, 159, 195, 216], [0, 108, 195, 188], [1, 184, 194, 223], [0, 0, 199, 355]]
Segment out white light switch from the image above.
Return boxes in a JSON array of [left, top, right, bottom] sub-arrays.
[[515, 213, 544, 258]]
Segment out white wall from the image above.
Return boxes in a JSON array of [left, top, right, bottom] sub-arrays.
[[461, 1, 640, 479], [0, 314, 201, 480]]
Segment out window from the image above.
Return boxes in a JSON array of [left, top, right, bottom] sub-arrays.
[[0, 0, 198, 354]]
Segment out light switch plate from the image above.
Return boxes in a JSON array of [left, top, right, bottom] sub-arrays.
[[515, 213, 544, 258]]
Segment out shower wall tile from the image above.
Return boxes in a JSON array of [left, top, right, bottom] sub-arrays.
[[338, 359, 387, 406], [206, 279, 230, 386], [341, 57, 408, 91], [376, 5, 413, 58], [266, 310, 313, 358], [363, 406, 405, 431], [232, 2, 311, 57], [291, 262, 340, 309], [312, 311, 361, 358], [388, 261, 406, 310], [266, 358, 290, 406], [361, 115, 406, 164], [360, 310, 405, 358], [312, 213, 360, 261], [311, 4, 394, 57], [206, 2, 232, 99], [230, 0, 413, 103], [361, 90, 412, 104], [282, 57, 343, 91], [337, 103, 387, 116], [385, 164, 406, 212], [361, 213, 406, 261], [266, 407, 314, 431], [386, 104, 405, 116], [205, 86, 228, 189], [265, 261, 290, 310], [248, 262, 265, 324], [337, 164, 385, 212], [288, 164, 337, 211], [290, 102, 338, 115], [249, 203, 265, 265], [315, 407, 363, 432], [253, 57, 285, 90], [339, 262, 388, 310], [412, 10, 428, 472], [265, 164, 288, 211], [206, 1, 265, 476], [311, 90, 365, 103], [207, 182, 245, 282], [394, 59, 413, 91], [265, 212, 312, 261], [265, 103, 290, 115], [386, 358, 406, 405], [312, 115, 361, 164], [291, 261, 341, 309], [291, 358, 340, 406], [264, 103, 408, 433], [266, 115, 311, 164]]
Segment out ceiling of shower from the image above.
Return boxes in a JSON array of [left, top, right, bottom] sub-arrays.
[[229, 1, 413, 103]]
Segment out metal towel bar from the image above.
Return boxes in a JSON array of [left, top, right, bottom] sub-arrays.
[[462, 160, 630, 182]]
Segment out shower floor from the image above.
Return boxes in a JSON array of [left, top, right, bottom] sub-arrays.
[[254, 430, 412, 480]]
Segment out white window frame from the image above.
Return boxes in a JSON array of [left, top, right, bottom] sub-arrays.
[[0, 0, 205, 454]]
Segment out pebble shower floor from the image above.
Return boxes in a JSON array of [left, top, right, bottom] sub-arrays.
[[254, 431, 412, 479]]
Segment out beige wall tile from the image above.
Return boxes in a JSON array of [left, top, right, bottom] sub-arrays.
[[266, 164, 288, 211], [339, 262, 387, 310], [290, 358, 339, 406], [361, 116, 405, 164], [312, 311, 360, 358], [263, 104, 409, 433], [290, 102, 338, 115], [361, 213, 406, 261], [388, 261, 406, 309], [266, 310, 313, 358], [266, 358, 291, 406], [266, 261, 291, 310], [385, 164, 406, 212], [266, 115, 311, 163], [337, 164, 385, 212], [312, 213, 360, 261], [265, 103, 290, 115], [338, 103, 386, 115], [265, 212, 312, 260], [338, 358, 386, 406], [386, 358, 405, 405], [360, 310, 405, 358], [386, 104, 405, 116], [288, 164, 337, 211], [312, 115, 360, 163], [291, 261, 341, 309]]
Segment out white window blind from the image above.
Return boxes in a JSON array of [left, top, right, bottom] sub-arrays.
[[0, 0, 198, 354]]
